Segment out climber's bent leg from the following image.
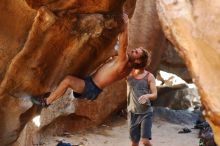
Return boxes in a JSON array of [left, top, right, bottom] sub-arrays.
[[46, 75, 85, 104]]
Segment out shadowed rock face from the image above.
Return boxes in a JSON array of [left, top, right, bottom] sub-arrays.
[[25, 0, 125, 13], [0, 0, 125, 145], [160, 42, 191, 82], [123, 0, 137, 18], [157, 0, 220, 145]]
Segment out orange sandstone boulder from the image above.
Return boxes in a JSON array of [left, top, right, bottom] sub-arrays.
[[157, 0, 220, 145]]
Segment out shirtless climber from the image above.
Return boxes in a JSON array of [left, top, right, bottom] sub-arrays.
[[32, 14, 149, 107]]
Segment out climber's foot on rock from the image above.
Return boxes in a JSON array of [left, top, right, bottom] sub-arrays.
[[31, 92, 51, 108]]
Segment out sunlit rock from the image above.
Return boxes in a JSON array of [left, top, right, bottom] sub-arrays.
[[157, 0, 220, 144], [155, 71, 200, 110], [156, 70, 187, 86]]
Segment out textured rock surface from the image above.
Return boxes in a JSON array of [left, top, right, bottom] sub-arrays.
[[160, 43, 191, 82], [157, 0, 220, 145], [0, 0, 36, 83], [0, 0, 126, 145], [12, 89, 75, 146], [154, 85, 200, 110], [123, 0, 137, 18]]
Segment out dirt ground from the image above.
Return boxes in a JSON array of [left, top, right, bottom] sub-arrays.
[[42, 115, 200, 146]]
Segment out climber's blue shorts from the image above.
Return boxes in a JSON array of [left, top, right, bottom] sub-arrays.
[[73, 76, 102, 100]]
